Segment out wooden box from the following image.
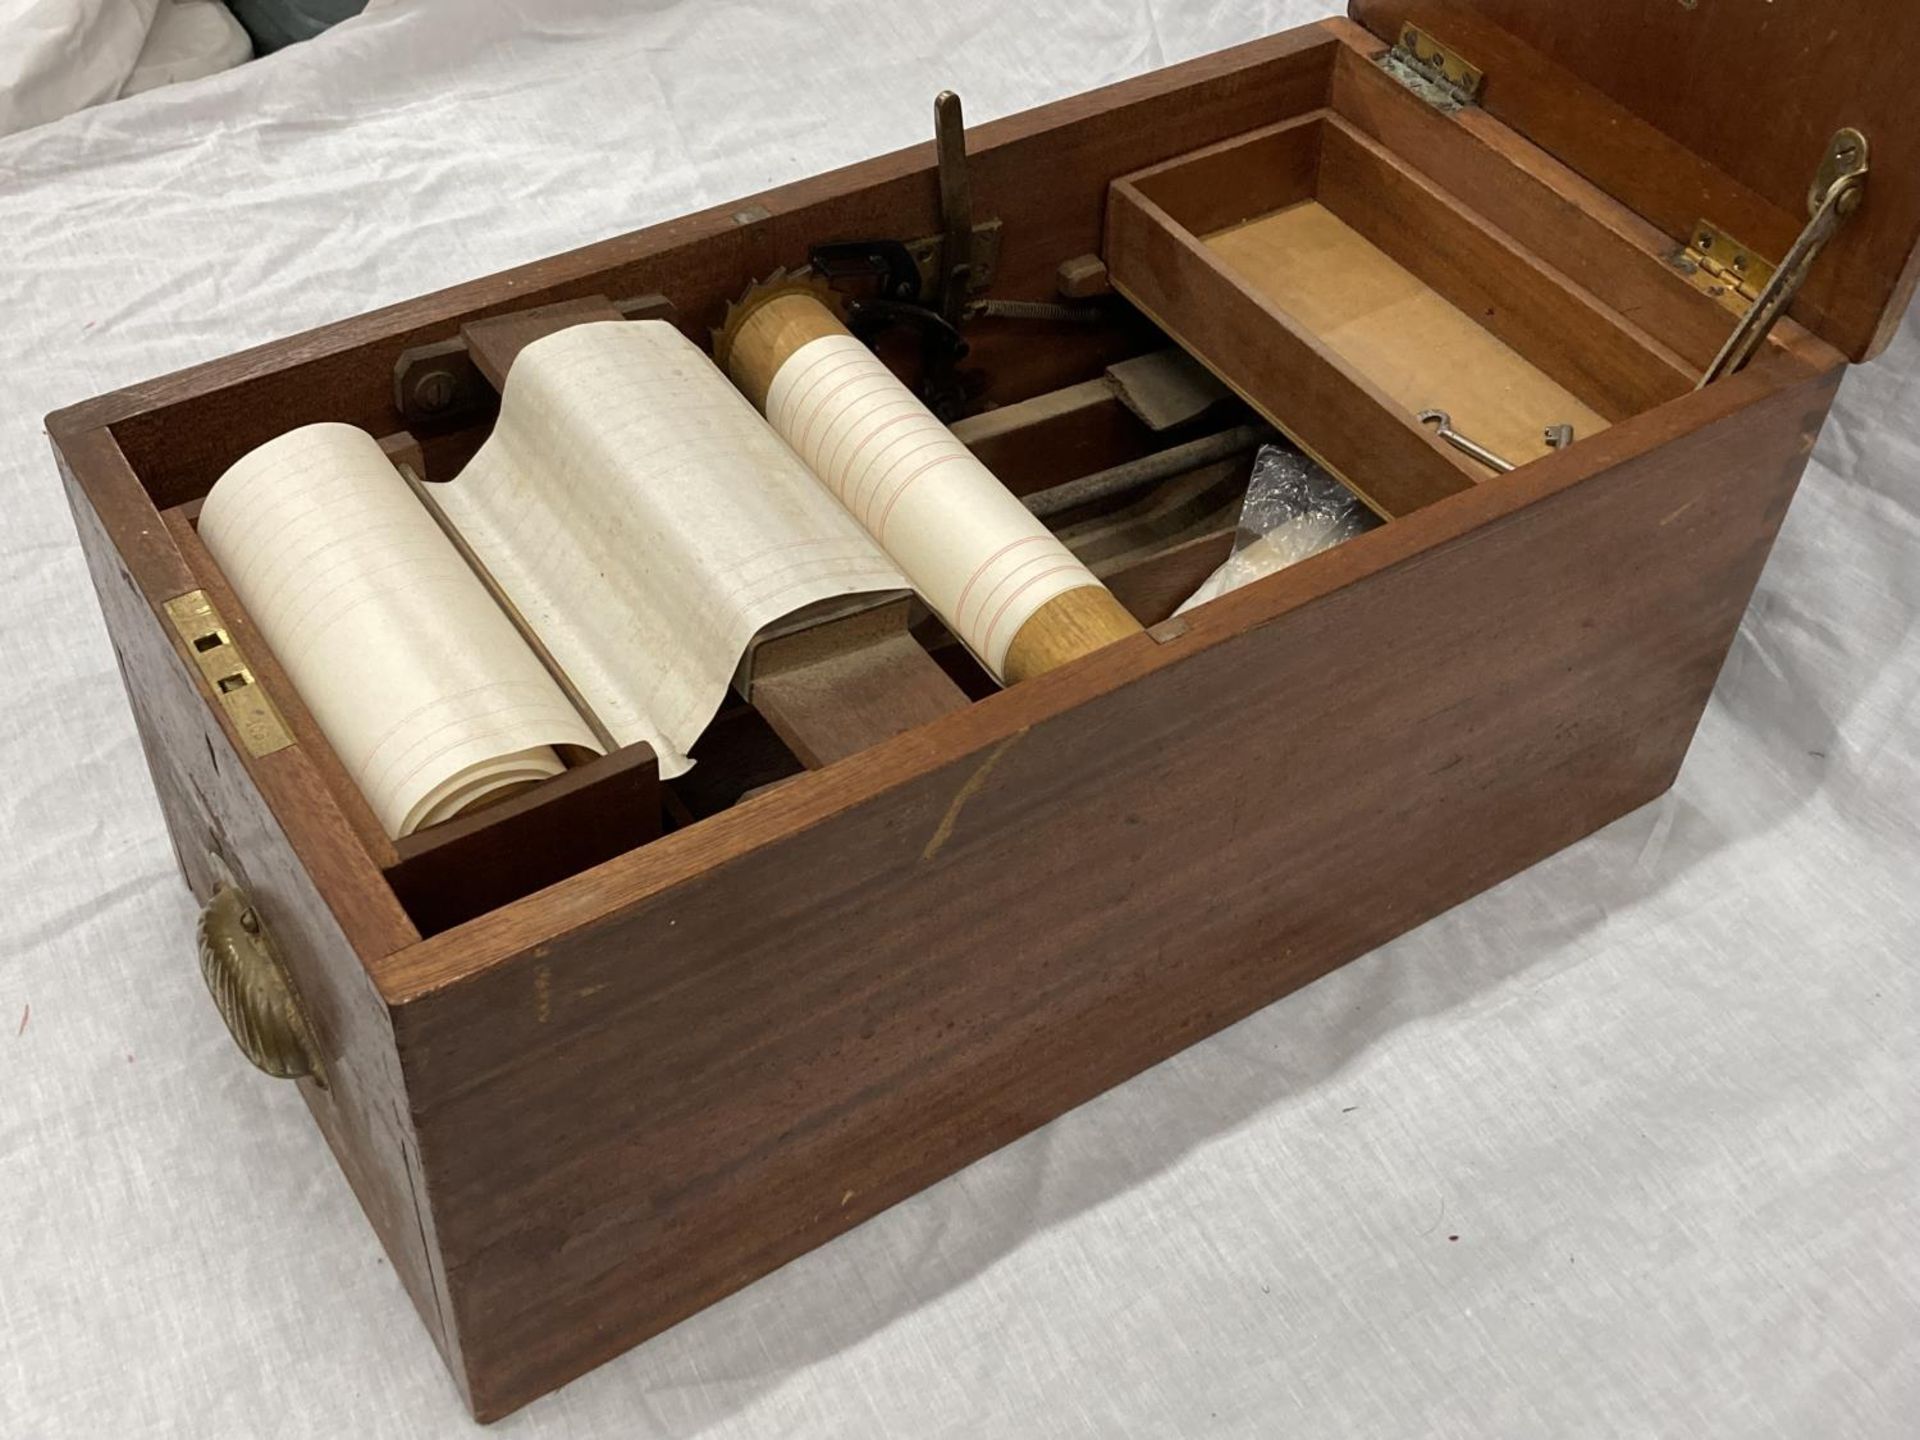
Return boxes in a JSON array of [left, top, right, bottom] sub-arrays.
[[48, 3, 1919, 1421]]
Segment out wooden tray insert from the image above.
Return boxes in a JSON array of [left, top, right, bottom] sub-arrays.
[[1105, 108, 1699, 518]]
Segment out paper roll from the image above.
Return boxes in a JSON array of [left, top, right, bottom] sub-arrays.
[[199, 424, 591, 838], [718, 287, 1141, 682]]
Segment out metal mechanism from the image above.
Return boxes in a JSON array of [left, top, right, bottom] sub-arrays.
[[163, 589, 294, 758], [197, 861, 323, 1085], [809, 238, 923, 305], [1697, 128, 1870, 388], [803, 90, 1004, 419], [905, 221, 1002, 302], [803, 245, 972, 418], [963, 298, 1108, 324], [803, 224, 1001, 316], [1378, 23, 1484, 113], [1417, 410, 1516, 474]]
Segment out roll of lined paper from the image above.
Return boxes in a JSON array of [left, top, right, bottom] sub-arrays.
[[715, 281, 1142, 683], [199, 424, 593, 838]]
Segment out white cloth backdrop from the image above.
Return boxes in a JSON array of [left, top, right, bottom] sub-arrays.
[[0, 0, 251, 137], [1, 3, 1915, 1435]]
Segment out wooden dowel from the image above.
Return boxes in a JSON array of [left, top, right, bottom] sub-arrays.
[[1023, 423, 1270, 519]]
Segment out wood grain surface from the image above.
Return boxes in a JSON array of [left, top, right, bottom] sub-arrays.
[[1347, 0, 1920, 361]]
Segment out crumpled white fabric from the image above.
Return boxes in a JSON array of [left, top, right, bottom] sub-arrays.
[[123, 1, 253, 99], [0, 0, 164, 136], [0, 3, 1914, 1436], [0, 0, 252, 137]]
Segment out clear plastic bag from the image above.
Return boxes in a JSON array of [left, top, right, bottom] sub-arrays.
[[1175, 442, 1379, 615]]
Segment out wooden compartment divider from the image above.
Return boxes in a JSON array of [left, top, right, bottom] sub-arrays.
[[1311, 118, 1695, 416], [1104, 95, 1758, 516], [1106, 120, 1479, 520], [387, 744, 661, 937]]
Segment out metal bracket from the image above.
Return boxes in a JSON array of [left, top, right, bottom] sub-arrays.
[[1378, 23, 1484, 113], [904, 220, 1002, 305], [1697, 128, 1870, 387], [809, 227, 1001, 311]]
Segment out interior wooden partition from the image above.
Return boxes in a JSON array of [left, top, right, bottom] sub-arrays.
[[49, 15, 1849, 1420]]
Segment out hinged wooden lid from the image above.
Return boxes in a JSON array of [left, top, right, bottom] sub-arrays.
[[1351, 0, 1920, 362]]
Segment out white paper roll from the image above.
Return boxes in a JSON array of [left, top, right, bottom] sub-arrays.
[[764, 332, 1104, 678], [199, 424, 591, 838]]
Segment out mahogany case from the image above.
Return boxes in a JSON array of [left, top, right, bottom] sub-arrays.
[[47, 6, 1920, 1421]]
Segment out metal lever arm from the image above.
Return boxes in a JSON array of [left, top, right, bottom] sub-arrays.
[[934, 90, 973, 329], [1698, 128, 1869, 388]]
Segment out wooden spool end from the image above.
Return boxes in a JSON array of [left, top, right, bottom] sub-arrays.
[[1002, 584, 1143, 685], [715, 284, 846, 411]]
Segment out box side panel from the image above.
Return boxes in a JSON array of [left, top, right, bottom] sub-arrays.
[[52, 430, 467, 1402], [397, 363, 1841, 1418]]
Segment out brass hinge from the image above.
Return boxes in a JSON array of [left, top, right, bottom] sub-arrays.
[[164, 589, 295, 758], [1695, 128, 1869, 387], [1676, 222, 1778, 314], [1378, 23, 1484, 113]]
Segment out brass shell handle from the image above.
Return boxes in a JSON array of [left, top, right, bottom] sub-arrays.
[[196, 882, 325, 1086]]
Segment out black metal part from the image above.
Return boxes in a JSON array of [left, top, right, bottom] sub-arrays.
[[964, 298, 1113, 325], [808, 236, 976, 420], [807, 240, 923, 303]]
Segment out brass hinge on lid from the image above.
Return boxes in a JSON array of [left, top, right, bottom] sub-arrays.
[[1677, 223, 1778, 314], [1378, 23, 1484, 113], [1694, 128, 1870, 388]]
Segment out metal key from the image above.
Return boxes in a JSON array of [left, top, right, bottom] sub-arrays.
[[1417, 409, 1515, 474]]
